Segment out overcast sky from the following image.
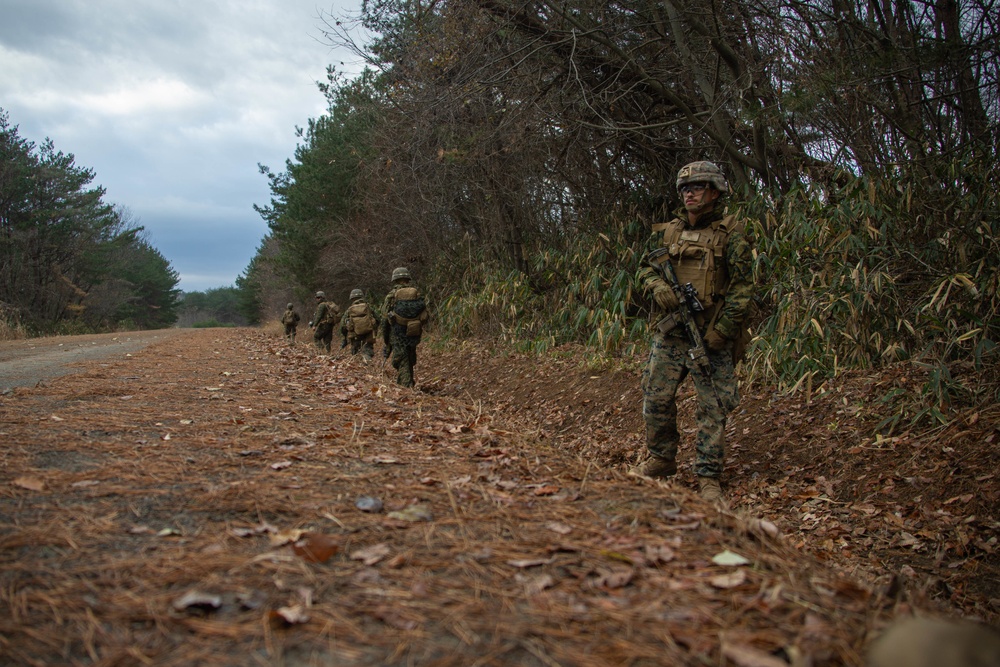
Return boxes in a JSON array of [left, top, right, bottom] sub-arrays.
[[0, 0, 360, 292]]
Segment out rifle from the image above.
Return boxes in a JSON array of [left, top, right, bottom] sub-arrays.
[[647, 247, 724, 411]]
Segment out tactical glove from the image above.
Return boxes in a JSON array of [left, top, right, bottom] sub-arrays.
[[652, 284, 679, 311], [704, 329, 727, 351]]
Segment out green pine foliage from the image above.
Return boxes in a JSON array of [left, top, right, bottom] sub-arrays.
[[0, 110, 180, 335], [253, 70, 381, 294]]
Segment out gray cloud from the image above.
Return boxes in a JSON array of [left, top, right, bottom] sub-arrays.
[[0, 0, 358, 291]]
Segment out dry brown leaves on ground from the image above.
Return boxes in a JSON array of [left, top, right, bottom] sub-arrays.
[[425, 340, 1000, 623], [0, 328, 992, 666]]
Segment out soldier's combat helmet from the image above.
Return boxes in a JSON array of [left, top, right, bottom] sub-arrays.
[[676, 161, 729, 194], [391, 267, 411, 282], [287, 303, 294, 309], [315, 290, 326, 299], [349, 289, 364, 300]]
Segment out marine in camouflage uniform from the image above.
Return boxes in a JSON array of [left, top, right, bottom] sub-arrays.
[[340, 289, 378, 360], [381, 267, 428, 388], [280, 303, 300, 345], [310, 291, 341, 354], [631, 161, 755, 502]]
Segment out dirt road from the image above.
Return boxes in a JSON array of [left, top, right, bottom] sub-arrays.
[[0, 329, 187, 391], [0, 327, 995, 665]]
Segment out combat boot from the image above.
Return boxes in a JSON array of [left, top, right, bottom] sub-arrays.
[[698, 476, 722, 502], [629, 455, 677, 480]]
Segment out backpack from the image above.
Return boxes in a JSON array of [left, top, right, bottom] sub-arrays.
[[391, 286, 427, 336], [347, 302, 375, 336], [392, 286, 426, 320], [317, 302, 339, 326]]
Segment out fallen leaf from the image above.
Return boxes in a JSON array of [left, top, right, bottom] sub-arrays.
[[545, 521, 572, 535], [712, 549, 750, 566], [507, 558, 553, 568], [50, 415, 64, 421], [646, 544, 676, 564], [710, 570, 748, 589], [386, 504, 433, 522], [721, 642, 788, 667], [231, 523, 276, 538], [533, 485, 561, 496], [71, 480, 99, 488], [13, 477, 45, 492], [292, 533, 339, 563], [157, 527, 181, 537], [747, 518, 780, 539], [172, 590, 222, 612], [350, 543, 391, 566], [270, 528, 306, 547], [523, 573, 555, 595], [270, 460, 293, 470], [593, 569, 634, 589], [271, 605, 310, 625]]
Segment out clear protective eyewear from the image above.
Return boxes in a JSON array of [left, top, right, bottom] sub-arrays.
[[679, 182, 709, 195]]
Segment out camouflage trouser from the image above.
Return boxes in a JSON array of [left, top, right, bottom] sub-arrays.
[[350, 335, 375, 360], [284, 324, 297, 344], [642, 332, 739, 478], [389, 330, 419, 387], [314, 323, 333, 353]]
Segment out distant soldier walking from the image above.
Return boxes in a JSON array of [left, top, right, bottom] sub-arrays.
[[630, 161, 756, 502], [340, 289, 378, 360], [280, 302, 300, 345], [310, 291, 340, 354], [381, 267, 428, 388]]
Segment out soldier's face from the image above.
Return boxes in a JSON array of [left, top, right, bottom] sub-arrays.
[[681, 183, 719, 216]]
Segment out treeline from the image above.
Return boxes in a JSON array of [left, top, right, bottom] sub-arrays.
[[240, 0, 999, 417], [0, 110, 180, 336], [175, 287, 253, 328]]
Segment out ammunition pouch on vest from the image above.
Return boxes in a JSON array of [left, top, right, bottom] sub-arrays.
[[651, 214, 740, 320], [651, 214, 751, 362]]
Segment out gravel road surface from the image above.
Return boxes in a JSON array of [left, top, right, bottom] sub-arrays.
[[0, 329, 191, 391]]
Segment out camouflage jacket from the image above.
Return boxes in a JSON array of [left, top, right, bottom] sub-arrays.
[[638, 208, 755, 340], [312, 301, 340, 328]]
